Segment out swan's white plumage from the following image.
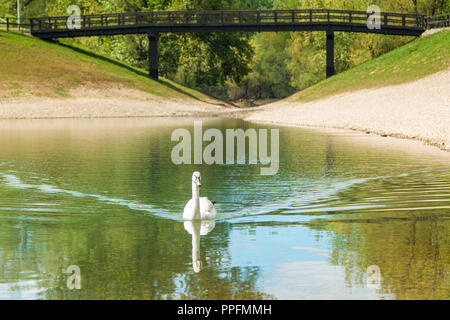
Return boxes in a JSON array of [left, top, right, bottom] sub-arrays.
[[183, 197, 216, 220], [183, 171, 217, 220]]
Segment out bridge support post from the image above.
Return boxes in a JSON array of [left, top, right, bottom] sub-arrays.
[[148, 32, 159, 81], [326, 30, 335, 78]]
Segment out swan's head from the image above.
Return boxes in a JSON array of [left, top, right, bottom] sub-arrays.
[[192, 171, 201, 187]]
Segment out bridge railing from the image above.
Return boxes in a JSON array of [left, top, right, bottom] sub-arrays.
[[425, 13, 450, 28], [29, 9, 426, 33], [0, 17, 31, 32]]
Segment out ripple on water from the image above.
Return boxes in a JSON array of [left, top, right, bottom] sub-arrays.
[[1, 168, 449, 222]]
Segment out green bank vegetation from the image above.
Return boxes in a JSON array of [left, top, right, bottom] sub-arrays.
[[1, 28, 448, 104], [1, 1, 449, 104], [291, 29, 450, 102], [0, 31, 215, 102], [2, 0, 449, 103]]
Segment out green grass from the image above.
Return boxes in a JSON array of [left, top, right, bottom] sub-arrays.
[[2, 30, 448, 105], [0, 31, 214, 102], [290, 30, 450, 102]]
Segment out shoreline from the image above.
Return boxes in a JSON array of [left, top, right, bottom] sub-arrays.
[[0, 70, 448, 153], [245, 68, 450, 152], [0, 86, 236, 119], [246, 119, 450, 154]]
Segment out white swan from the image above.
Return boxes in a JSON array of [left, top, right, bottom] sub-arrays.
[[183, 171, 216, 220]]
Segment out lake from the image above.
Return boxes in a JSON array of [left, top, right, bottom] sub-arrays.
[[0, 118, 448, 299]]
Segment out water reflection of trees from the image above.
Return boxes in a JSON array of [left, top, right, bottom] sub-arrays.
[[0, 214, 271, 299], [322, 211, 449, 299], [2, 118, 448, 299]]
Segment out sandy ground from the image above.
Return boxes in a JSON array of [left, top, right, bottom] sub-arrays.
[[0, 52, 448, 152], [421, 27, 450, 37], [245, 68, 450, 151], [0, 86, 234, 119]]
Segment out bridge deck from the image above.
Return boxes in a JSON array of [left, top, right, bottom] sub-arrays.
[[30, 9, 426, 38]]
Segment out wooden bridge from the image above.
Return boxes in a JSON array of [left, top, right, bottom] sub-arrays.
[[29, 9, 429, 80]]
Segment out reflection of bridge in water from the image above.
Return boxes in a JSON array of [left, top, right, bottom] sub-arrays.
[[29, 9, 430, 80]]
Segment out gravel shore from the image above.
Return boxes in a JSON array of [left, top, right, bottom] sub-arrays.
[[0, 86, 233, 119], [1, 69, 448, 152], [245, 68, 450, 151]]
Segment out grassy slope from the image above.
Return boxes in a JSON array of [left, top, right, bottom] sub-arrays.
[[290, 29, 450, 102], [0, 31, 215, 103], [2, 30, 448, 105]]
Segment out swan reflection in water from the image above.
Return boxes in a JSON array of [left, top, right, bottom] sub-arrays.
[[184, 220, 216, 273]]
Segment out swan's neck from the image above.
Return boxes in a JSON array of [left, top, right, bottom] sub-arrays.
[[191, 182, 201, 220]]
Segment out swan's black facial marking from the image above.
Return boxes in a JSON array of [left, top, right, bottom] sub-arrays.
[[192, 174, 201, 186]]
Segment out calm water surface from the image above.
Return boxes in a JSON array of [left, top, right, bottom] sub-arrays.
[[0, 118, 449, 300]]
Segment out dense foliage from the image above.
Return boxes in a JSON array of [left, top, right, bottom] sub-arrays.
[[2, 0, 449, 101]]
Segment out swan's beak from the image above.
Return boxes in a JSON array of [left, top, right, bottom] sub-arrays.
[[197, 177, 202, 187]]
